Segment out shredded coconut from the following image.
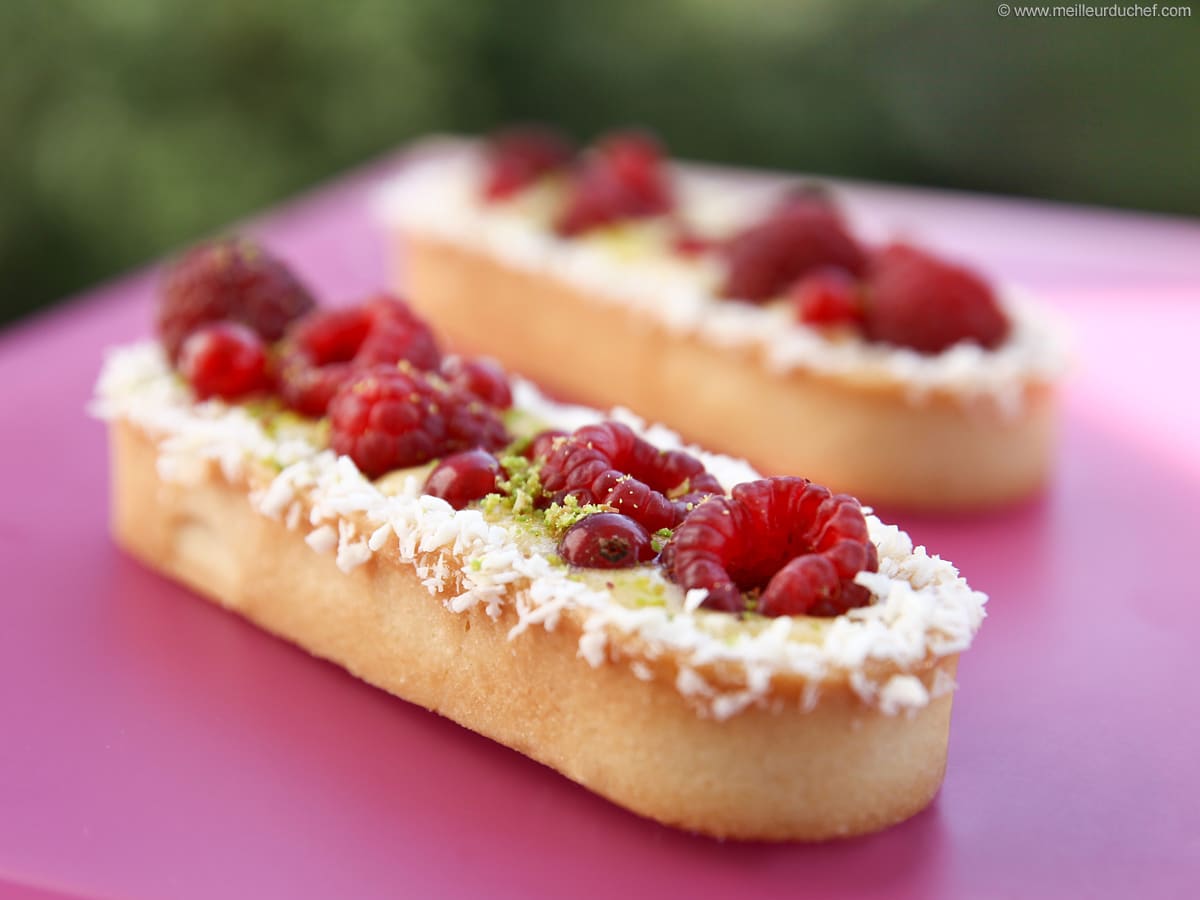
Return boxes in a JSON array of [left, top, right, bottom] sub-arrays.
[[375, 144, 1068, 411], [94, 342, 987, 719]]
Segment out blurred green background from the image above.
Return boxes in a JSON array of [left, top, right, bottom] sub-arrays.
[[2, 0, 1197, 326]]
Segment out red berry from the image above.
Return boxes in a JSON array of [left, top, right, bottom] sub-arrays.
[[352, 295, 442, 370], [179, 322, 270, 401], [158, 238, 316, 363], [665, 476, 877, 617], [425, 449, 505, 509], [329, 367, 508, 478], [863, 243, 1010, 354], [671, 226, 715, 258], [278, 294, 441, 417], [559, 513, 655, 569], [720, 203, 865, 302], [441, 356, 513, 409], [556, 131, 673, 236], [524, 428, 567, 461], [540, 422, 722, 532], [789, 268, 865, 328], [483, 126, 574, 201]]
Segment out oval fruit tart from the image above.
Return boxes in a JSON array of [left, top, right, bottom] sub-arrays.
[[380, 128, 1069, 511], [94, 239, 987, 841]]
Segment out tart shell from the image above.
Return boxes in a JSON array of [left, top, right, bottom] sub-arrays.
[[110, 420, 956, 841], [399, 232, 1057, 510]]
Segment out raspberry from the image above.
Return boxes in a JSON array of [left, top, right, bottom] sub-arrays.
[[354, 295, 442, 370], [179, 322, 270, 401], [559, 513, 656, 569], [441, 356, 513, 409], [425, 449, 505, 509], [719, 202, 865, 302], [523, 429, 567, 461], [670, 226, 715, 258], [863, 243, 1010, 354], [665, 477, 877, 617], [329, 366, 508, 478], [556, 131, 673, 236], [540, 422, 722, 532], [789, 267, 865, 328], [278, 294, 441, 417], [158, 238, 316, 363], [482, 126, 574, 201]]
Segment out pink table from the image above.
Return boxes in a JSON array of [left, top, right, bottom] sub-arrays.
[[2, 150, 1199, 899]]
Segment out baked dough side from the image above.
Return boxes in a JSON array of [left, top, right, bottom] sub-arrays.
[[399, 232, 1056, 510], [110, 421, 955, 841]]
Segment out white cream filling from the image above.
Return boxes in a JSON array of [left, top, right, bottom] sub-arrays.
[[375, 144, 1068, 414], [93, 342, 986, 719]]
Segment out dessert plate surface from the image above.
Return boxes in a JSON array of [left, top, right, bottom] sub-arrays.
[[1, 147, 1197, 899]]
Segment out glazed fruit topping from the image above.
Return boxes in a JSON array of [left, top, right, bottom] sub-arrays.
[[329, 365, 509, 479], [862, 243, 1010, 354], [482, 126, 574, 202], [558, 512, 656, 569], [425, 449, 506, 509], [179, 322, 270, 401], [538, 422, 722, 532], [665, 476, 877, 616], [789, 267, 865, 328], [278, 294, 441, 417], [720, 197, 865, 302], [158, 238, 316, 363], [441, 355, 513, 409], [556, 131, 674, 236]]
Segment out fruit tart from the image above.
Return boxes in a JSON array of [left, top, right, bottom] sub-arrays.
[[94, 238, 987, 841], [379, 129, 1068, 511]]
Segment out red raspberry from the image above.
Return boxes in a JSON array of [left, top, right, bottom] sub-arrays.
[[523, 429, 567, 461], [559, 513, 656, 569], [665, 476, 877, 617], [670, 225, 715, 258], [482, 126, 574, 201], [719, 201, 865, 302], [556, 131, 674, 236], [863, 243, 1010, 354], [789, 267, 865, 328], [330, 367, 508, 478], [354, 295, 442, 370], [179, 322, 270, 401], [425, 449, 505, 509], [158, 238, 315, 363], [278, 295, 441, 416], [540, 422, 722, 532], [441, 356, 513, 409]]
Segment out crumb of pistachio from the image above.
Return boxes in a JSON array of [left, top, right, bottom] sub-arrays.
[[497, 453, 542, 516], [650, 527, 673, 554], [543, 494, 614, 535]]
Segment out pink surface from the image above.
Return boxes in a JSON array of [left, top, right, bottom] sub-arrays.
[[2, 151, 1199, 899]]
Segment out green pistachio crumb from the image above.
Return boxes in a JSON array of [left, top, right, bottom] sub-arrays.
[[496, 453, 543, 517], [543, 494, 614, 535], [650, 527, 674, 554]]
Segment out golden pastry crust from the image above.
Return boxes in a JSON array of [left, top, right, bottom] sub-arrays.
[[398, 233, 1057, 510], [110, 420, 957, 841]]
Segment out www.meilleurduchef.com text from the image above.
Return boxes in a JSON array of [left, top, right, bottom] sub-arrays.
[[997, 3, 1192, 16]]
